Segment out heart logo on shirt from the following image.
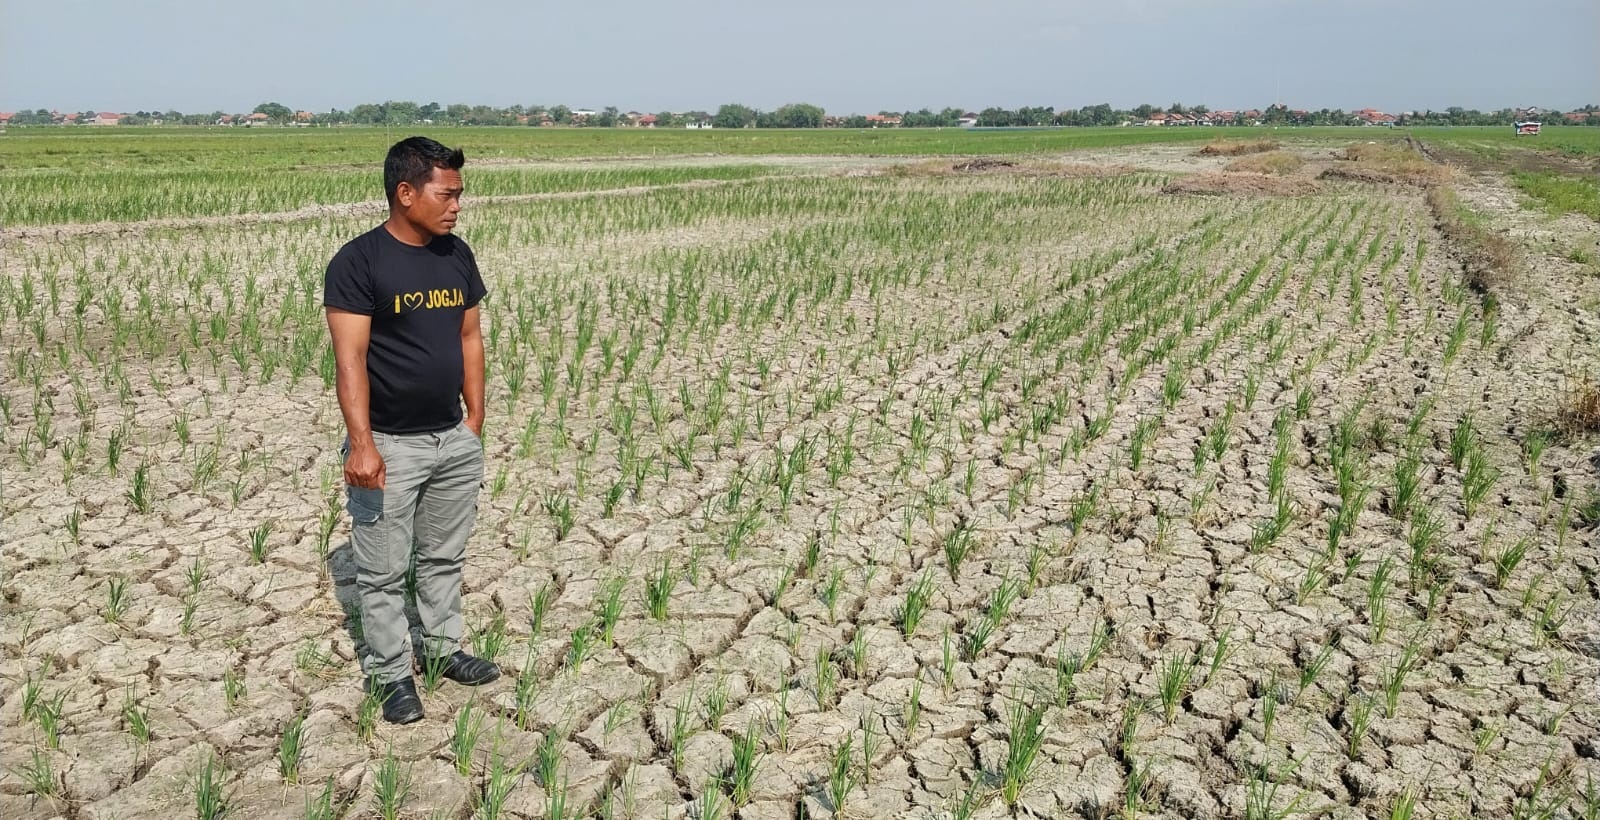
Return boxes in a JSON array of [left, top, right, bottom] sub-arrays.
[[402, 291, 424, 311]]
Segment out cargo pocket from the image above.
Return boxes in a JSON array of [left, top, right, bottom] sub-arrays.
[[347, 487, 384, 526]]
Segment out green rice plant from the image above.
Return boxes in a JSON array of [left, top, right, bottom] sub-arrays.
[[644, 557, 676, 620], [1367, 558, 1395, 643], [820, 566, 843, 622], [597, 576, 626, 646], [1118, 698, 1145, 763], [827, 737, 860, 815], [898, 570, 934, 637], [357, 689, 381, 740], [65, 503, 81, 545], [1390, 449, 1423, 522], [565, 620, 595, 671], [1156, 652, 1197, 724], [1261, 677, 1279, 743], [1251, 494, 1295, 553], [1388, 785, 1420, 820], [1206, 626, 1235, 682], [277, 711, 307, 784], [478, 740, 526, 820], [122, 687, 151, 744], [814, 644, 839, 707], [1123, 755, 1155, 819], [195, 753, 229, 820], [962, 615, 996, 662], [1296, 640, 1337, 702], [247, 520, 273, 563], [535, 725, 566, 788], [1512, 758, 1567, 820], [421, 649, 451, 693], [703, 675, 732, 728], [1520, 429, 1551, 476], [726, 718, 763, 807], [942, 518, 977, 580], [1493, 537, 1529, 590], [373, 748, 411, 820], [1296, 556, 1330, 605], [950, 777, 984, 820], [1448, 414, 1476, 470], [1084, 618, 1113, 671], [450, 701, 485, 777], [1532, 592, 1569, 648], [1243, 759, 1306, 820], [846, 630, 870, 679], [1381, 639, 1422, 718], [1345, 694, 1375, 759], [126, 461, 152, 513], [103, 576, 131, 624], [1461, 447, 1499, 520], [1129, 416, 1158, 471], [471, 608, 508, 665], [904, 676, 924, 738], [543, 492, 575, 541], [1025, 540, 1050, 594], [34, 690, 66, 748], [13, 748, 58, 801], [528, 582, 553, 637]]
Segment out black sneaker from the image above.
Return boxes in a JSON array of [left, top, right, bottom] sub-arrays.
[[434, 650, 501, 686], [369, 676, 424, 724]]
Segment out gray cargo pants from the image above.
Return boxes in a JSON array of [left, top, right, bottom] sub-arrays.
[[344, 420, 483, 684]]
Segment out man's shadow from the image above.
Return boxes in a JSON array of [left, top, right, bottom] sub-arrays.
[[327, 540, 428, 676]]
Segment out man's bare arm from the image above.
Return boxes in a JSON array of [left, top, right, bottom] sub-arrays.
[[460, 305, 485, 436], [327, 307, 385, 488]]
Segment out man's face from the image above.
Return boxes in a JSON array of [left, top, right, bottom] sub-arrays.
[[401, 166, 463, 236]]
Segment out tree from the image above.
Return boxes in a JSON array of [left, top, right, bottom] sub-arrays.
[[253, 101, 292, 122], [597, 106, 619, 127], [713, 103, 758, 129], [771, 102, 824, 128], [385, 100, 420, 124]]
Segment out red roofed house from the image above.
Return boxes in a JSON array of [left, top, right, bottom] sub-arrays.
[[217, 114, 235, 125], [91, 111, 122, 126], [1354, 108, 1398, 126], [243, 112, 270, 126], [638, 113, 657, 128], [295, 111, 313, 123], [864, 114, 901, 127], [0, 112, 13, 125]]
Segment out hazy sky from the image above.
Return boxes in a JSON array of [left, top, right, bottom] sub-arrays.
[[3, 0, 1596, 114]]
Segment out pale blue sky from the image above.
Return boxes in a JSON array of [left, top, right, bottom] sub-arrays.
[[3, 0, 1596, 114]]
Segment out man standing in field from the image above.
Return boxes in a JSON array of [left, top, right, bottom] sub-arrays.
[[324, 136, 498, 725]]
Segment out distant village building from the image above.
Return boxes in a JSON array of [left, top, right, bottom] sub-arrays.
[[958, 112, 979, 127], [864, 114, 902, 127], [90, 111, 123, 126]]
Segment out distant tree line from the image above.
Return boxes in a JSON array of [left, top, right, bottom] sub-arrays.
[[8, 100, 1597, 127]]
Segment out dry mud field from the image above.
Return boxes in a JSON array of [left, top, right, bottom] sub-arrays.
[[2, 141, 1598, 819]]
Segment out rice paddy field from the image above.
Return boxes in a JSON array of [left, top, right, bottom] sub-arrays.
[[1, 126, 1597, 820]]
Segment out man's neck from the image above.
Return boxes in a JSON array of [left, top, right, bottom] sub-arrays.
[[383, 214, 432, 247]]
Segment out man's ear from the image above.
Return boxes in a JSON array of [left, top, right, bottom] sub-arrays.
[[395, 181, 415, 208]]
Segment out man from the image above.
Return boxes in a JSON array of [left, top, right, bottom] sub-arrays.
[[324, 136, 498, 725]]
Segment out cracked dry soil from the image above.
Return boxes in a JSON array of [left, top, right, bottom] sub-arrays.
[[2, 145, 1597, 819]]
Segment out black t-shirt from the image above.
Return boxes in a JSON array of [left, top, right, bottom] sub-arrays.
[[323, 225, 488, 435]]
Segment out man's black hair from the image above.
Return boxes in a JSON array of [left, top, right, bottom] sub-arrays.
[[384, 137, 466, 203]]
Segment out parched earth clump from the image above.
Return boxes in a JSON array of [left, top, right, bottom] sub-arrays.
[[2, 145, 1597, 820], [1195, 139, 1280, 157]]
